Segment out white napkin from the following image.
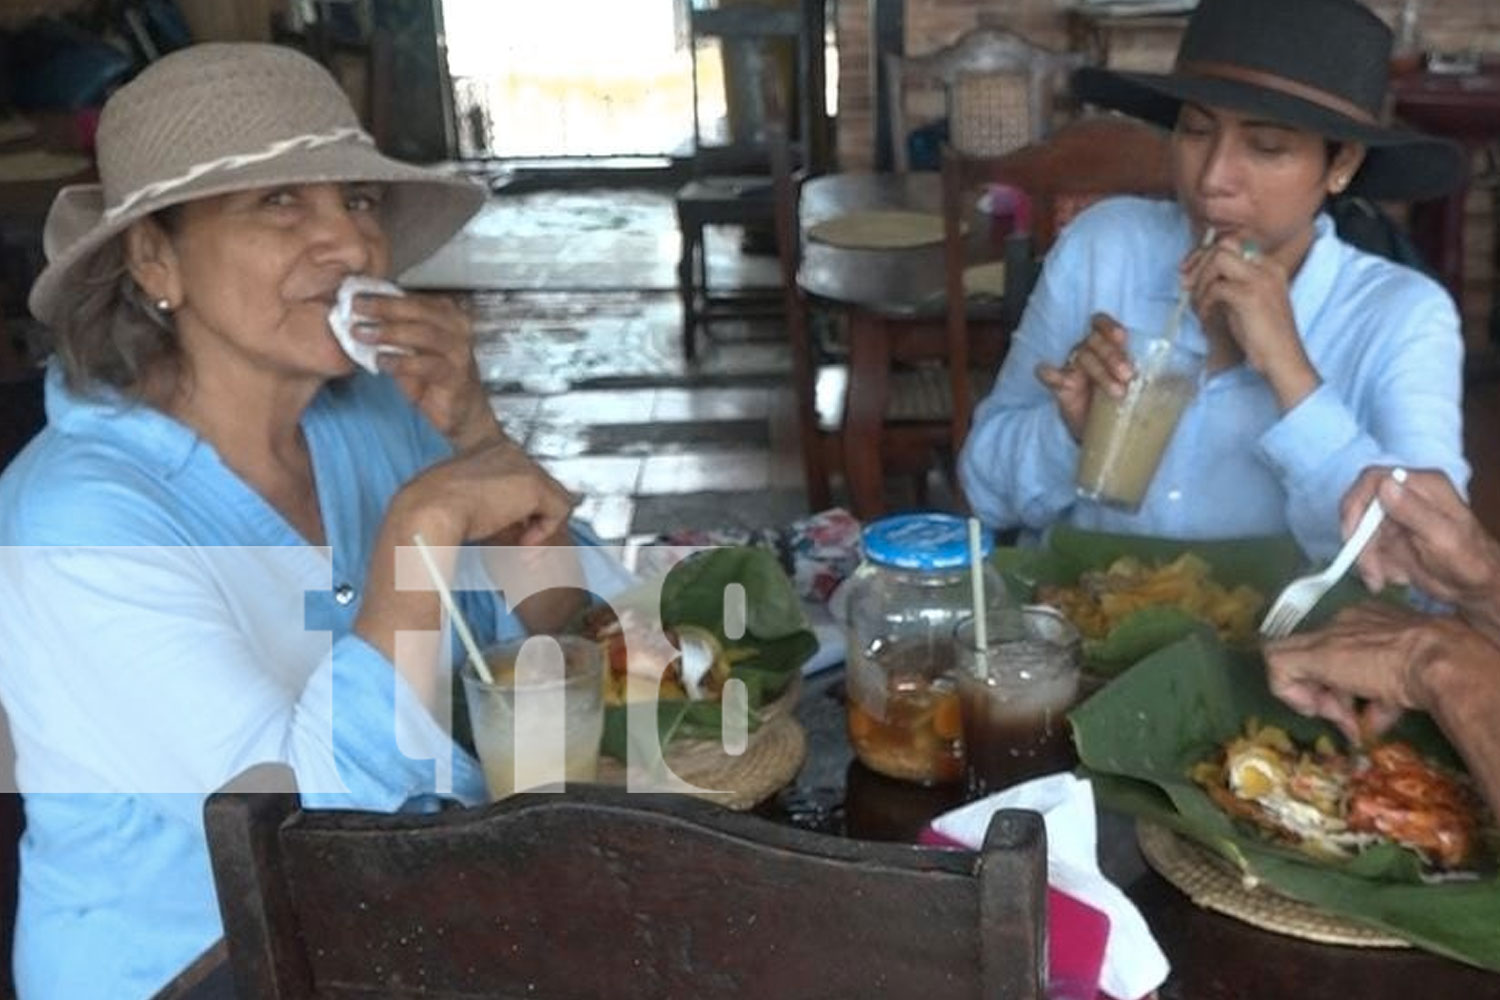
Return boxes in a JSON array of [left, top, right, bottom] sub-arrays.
[[929, 773, 1170, 1000], [327, 275, 410, 374]]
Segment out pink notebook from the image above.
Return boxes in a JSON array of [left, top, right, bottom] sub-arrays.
[[918, 828, 1112, 1000]]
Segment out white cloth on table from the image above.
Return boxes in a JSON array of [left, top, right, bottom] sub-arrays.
[[929, 772, 1170, 1000]]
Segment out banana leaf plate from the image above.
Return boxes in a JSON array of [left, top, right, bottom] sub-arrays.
[[993, 527, 1371, 677], [1070, 632, 1500, 971], [591, 546, 817, 761]]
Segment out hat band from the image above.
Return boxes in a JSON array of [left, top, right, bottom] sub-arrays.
[[102, 126, 375, 223], [1176, 60, 1378, 126]]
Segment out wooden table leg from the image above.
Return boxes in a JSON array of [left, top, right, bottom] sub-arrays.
[[843, 311, 892, 520]]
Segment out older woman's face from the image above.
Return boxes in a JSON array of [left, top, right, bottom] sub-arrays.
[[1171, 103, 1362, 271], [158, 181, 392, 378]]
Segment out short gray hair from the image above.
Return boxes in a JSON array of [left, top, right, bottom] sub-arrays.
[[50, 214, 181, 395]]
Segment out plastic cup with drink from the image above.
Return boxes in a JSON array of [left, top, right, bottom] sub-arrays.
[[460, 634, 605, 800], [955, 607, 1082, 797], [1075, 329, 1205, 511]]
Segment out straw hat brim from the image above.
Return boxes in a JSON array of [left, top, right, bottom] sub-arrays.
[[28, 139, 485, 327], [1073, 66, 1468, 202]]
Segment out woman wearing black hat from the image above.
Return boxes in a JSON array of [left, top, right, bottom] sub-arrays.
[[958, 0, 1470, 560]]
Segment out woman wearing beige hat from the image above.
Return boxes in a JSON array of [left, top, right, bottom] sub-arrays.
[[959, 0, 1470, 560], [0, 44, 611, 998]]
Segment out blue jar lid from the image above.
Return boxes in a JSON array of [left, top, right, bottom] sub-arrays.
[[862, 513, 994, 570]]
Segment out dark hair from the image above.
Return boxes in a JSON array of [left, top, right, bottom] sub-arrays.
[[51, 206, 184, 396]]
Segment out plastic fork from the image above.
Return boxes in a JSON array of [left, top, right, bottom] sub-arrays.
[[1258, 468, 1408, 640]]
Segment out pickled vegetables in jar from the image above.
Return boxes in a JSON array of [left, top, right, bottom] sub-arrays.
[[841, 514, 1010, 786]]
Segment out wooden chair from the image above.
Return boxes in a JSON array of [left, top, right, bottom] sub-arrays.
[[883, 28, 1083, 173], [939, 115, 1174, 454], [205, 763, 1048, 999], [675, 0, 827, 362]]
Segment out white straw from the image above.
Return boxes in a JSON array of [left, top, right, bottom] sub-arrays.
[[411, 533, 493, 684], [1162, 226, 1217, 351], [967, 518, 988, 674]]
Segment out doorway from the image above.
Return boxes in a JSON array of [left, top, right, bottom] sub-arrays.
[[441, 0, 719, 160]]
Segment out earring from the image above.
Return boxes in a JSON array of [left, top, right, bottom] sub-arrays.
[[155, 298, 172, 313], [1333, 175, 1349, 192]]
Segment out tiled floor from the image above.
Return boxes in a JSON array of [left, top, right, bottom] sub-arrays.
[[407, 185, 830, 543], [408, 183, 1500, 544]]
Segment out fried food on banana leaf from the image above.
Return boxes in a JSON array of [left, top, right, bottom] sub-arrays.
[[1192, 719, 1487, 871], [580, 606, 737, 706], [1036, 553, 1263, 642]]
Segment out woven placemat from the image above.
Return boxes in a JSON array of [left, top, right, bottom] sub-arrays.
[[808, 210, 951, 249], [596, 712, 807, 811], [962, 260, 1008, 298], [1138, 822, 1409, 948]]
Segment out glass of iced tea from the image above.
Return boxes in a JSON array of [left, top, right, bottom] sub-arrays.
[[461, 634, 605, 800], [955, 607, 1081, 796], [1075, 332, 1205, 511]]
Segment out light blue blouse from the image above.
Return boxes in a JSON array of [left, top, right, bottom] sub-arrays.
[[0, 366, 620, 999], [958, 198, 1469, 559]]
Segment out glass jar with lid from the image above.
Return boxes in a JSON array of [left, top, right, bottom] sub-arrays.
[[842, 513, 1011, 785]]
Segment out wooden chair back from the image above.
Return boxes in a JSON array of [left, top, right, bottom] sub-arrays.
[[884, 27, 1082, 172], [206, 764, 1047, 1000], [939, 115, 1173, 451], [983, 114, 1174, 254]]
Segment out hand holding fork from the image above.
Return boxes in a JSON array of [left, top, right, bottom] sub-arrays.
[[1259, 468, 1408, 640]]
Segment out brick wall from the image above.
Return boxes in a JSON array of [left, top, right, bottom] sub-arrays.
[[835, 0, 1500, 343]]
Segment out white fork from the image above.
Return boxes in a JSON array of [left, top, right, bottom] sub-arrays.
[[1258, 468, 1408, 640]]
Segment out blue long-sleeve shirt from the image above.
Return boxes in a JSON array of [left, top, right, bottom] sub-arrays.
[[0, 366, 626, 999], [958, 198, 1469, 559]]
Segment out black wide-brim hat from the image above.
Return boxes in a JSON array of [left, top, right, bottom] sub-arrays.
[[1072, 0, 1466, 201]]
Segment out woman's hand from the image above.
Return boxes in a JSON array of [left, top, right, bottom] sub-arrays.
[[1342, 467, 1500, 636], [353, 292, 505, 451], [1182, 236, 1318, 409], [1035, 313, 1135, 442], [356, 441, 579, 693], [388, 437, 576, 548]]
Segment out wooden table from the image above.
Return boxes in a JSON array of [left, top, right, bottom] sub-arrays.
[[797, 171, 1019, 518], [1391, 64, 1500, 342], [166, 663, 1500, 998], [760, 669, 1500, 1000]]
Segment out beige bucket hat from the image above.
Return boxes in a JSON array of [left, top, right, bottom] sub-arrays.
[[28, 42, 485, 328]]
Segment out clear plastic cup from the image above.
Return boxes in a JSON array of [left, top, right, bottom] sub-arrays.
[[461, 634, 604, 800], [954, 607, 1082, 796], [1075, 333, 1205, 511]]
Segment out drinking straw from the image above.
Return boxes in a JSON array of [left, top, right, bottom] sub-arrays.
[[411, 532, 493, 684], [967, 517, 988, 676], [1161, 226, 1217, 351]]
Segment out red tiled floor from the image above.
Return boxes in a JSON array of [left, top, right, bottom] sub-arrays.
[[541, 455, 644, 496], [637, 451, 772, 494], [535, 389, 657, 425], [650, 387, 771, 422]]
